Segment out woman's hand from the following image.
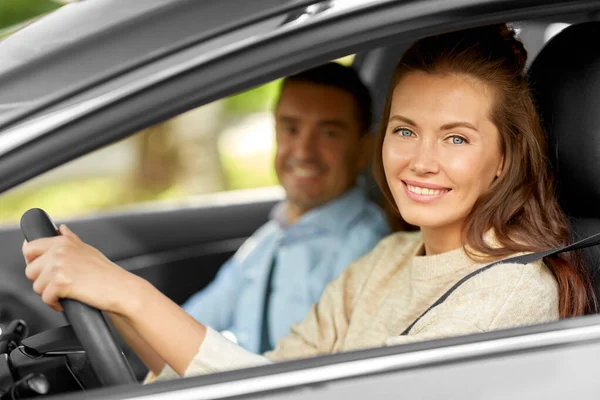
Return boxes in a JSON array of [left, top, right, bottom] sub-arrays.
[[23, 224, 209, 377], [22, 224, 142, 316]]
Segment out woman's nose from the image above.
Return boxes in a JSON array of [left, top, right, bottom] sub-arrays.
[[409, 140, 439, 175]]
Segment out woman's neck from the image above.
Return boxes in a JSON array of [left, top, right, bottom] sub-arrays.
[[421, 223, 464, 256]]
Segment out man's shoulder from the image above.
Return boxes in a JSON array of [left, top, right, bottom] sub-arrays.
[[231, 220, 279, 263], [250, 219, 280, 238], [321, 201, 390, 265], [342, 197, 391, 236]]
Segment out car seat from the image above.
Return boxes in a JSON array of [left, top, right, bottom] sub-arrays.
[[528, 21, 600, 301]]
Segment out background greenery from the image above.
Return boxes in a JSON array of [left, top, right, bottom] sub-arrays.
[[0, 0, 62, 37]]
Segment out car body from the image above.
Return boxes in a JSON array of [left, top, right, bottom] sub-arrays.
[[1, 0, 600, 399]]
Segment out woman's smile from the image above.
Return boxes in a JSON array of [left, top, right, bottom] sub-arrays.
[[402, 180, 451, 203]]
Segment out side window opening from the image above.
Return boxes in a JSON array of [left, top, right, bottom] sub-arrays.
[[0, 56, 355, 225]]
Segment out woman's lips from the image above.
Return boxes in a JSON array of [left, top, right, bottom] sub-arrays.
[[402, 180, 451, 203]]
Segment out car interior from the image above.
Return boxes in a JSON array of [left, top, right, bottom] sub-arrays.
[[1, 5, 600, 398], [527, 21, 600, 300]]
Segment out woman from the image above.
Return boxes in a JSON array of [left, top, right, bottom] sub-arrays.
[[22, 24, 596, 381]]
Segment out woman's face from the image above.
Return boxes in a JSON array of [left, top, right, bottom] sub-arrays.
[[382, 72, 504, 232]]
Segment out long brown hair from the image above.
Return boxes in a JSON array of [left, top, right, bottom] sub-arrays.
[[372, 24, 596, 317]]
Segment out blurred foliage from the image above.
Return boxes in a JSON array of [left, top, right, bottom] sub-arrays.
[[335, 55, 355, 66], [0, 0, 64, 38], [222, 55, 355, 115], [0, 152, 279, 224], [0, 0, 62, 28], [221, 152, 278, 191], [224, 80, 282, 115], [0, 178, 121, 224]]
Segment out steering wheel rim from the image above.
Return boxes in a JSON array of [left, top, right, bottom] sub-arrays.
[[20, 208, 136, 386]]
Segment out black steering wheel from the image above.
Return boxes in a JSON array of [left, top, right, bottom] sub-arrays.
[[20, 208, 136, 387]]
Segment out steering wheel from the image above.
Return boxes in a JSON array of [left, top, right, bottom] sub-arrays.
[[20, 208, 136, 387]]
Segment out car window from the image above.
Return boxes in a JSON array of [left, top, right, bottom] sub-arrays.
[[0, 55, 355, 225]]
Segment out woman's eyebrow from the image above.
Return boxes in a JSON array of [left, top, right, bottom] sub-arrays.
[[388, 114, 418, 127], [389, 115, 479, 133], [440, 121, 479, 132]]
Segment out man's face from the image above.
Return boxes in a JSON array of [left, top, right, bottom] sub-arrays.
[[274, 81, 367, 220]]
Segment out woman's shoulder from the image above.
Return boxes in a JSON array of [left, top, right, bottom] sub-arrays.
[[466, 232, 559, 295], [402, 258, 560, 338], [472, 259, 559, 328], [464, 258, 558, 300]]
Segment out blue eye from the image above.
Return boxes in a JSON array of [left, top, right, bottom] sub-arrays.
[[450, 136, 465, 145], [395, 128, 413, 137]]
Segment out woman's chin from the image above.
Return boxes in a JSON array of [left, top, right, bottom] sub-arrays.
[[398, 212, 452, 230]]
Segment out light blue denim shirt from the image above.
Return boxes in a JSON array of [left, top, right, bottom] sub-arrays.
[[183, 186, 390, 353]]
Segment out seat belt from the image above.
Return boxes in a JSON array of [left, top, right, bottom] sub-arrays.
[[259, 255, 277, 353], [400, 232, 600, 336]]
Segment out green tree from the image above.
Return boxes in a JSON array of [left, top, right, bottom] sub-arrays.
[[0, 0, 63, 37]]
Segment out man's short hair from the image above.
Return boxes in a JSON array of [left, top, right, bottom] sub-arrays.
[[279, 62, 373, 135]]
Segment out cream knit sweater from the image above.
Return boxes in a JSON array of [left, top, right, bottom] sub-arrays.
[[152, 231, 559, 380]]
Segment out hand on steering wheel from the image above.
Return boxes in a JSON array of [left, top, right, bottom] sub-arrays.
[[20, 208, 136, 386]]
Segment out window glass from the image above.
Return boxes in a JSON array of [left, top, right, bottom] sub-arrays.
[[0, 56, 355, 225]]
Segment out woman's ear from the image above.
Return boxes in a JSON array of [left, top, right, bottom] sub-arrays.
[[496, 155, 504, 177]]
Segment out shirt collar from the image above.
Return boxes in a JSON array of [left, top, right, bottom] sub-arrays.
[[269, 186, 369, 235]]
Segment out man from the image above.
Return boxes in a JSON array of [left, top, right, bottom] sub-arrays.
[[183, 62, 390, 353]]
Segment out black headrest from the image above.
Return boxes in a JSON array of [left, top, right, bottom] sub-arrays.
[[528, 22, 600, 300], [528, 22, 600, 218]]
